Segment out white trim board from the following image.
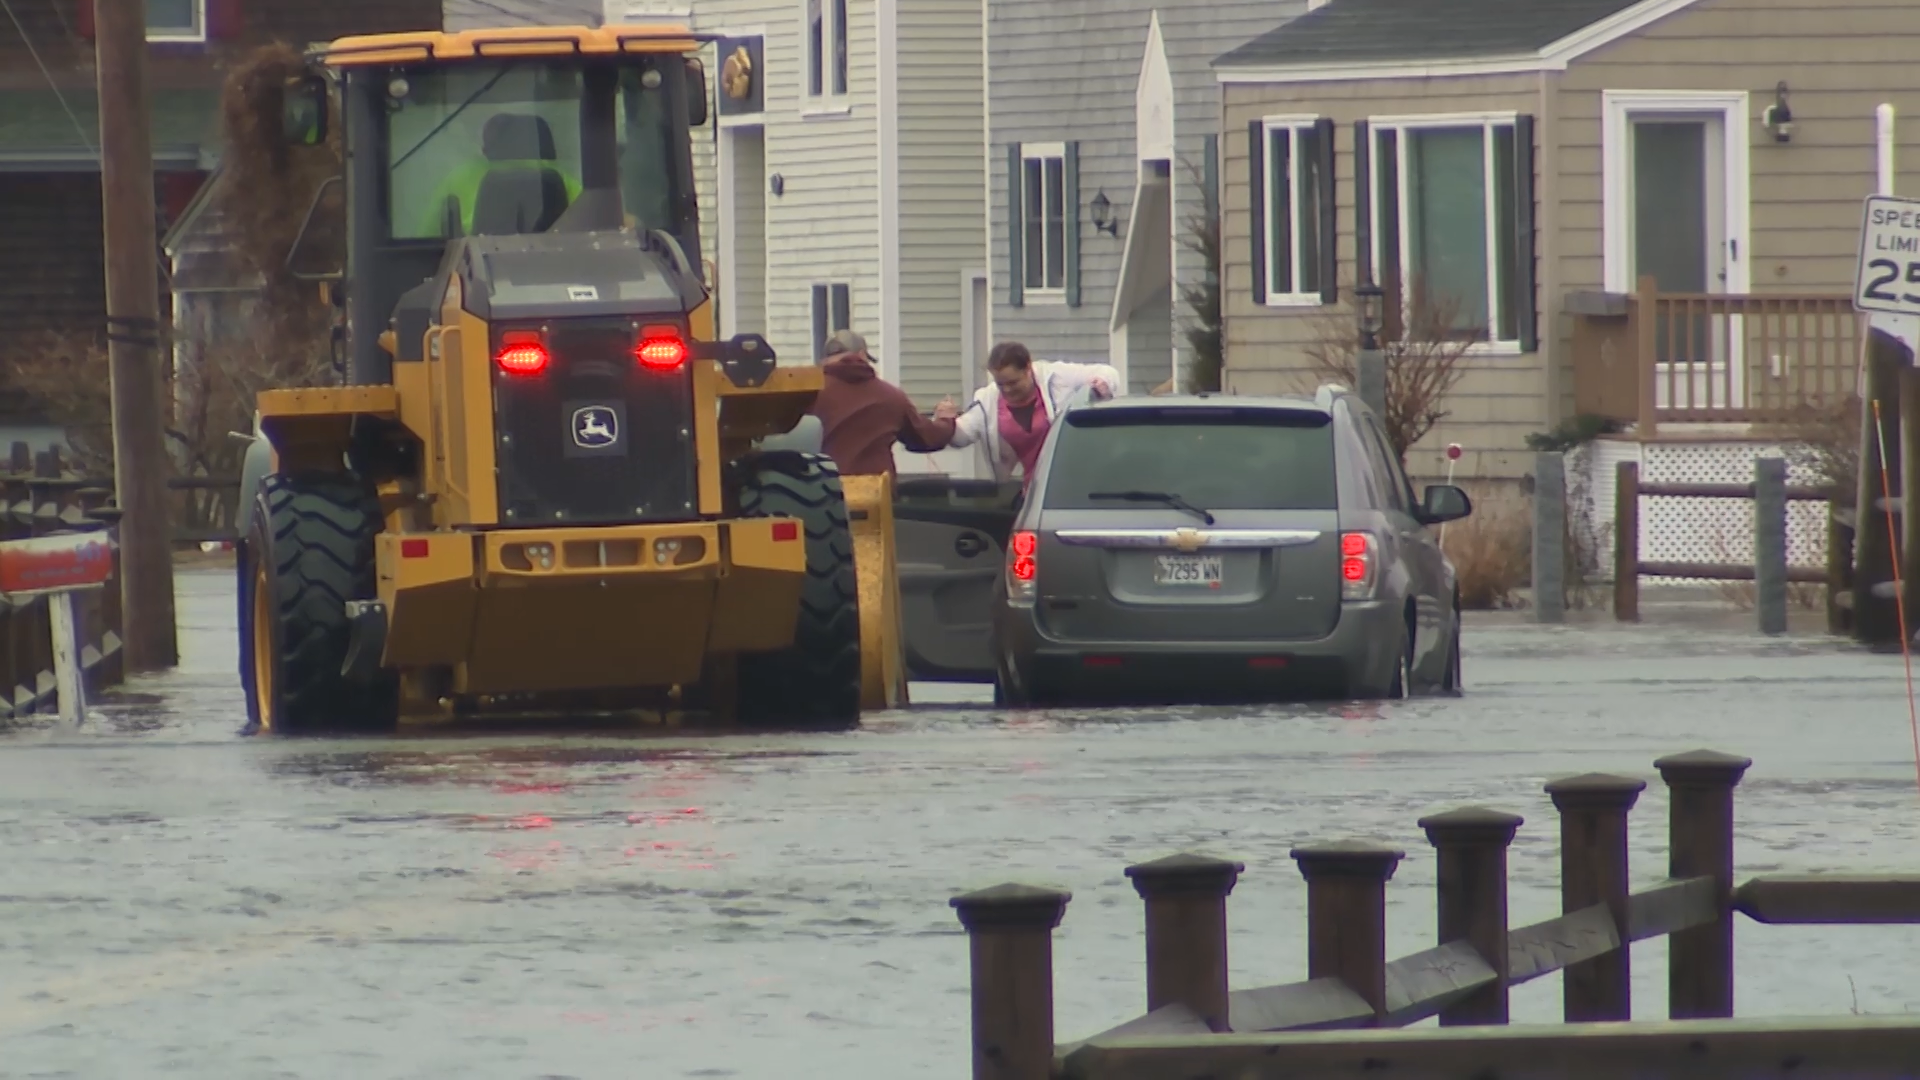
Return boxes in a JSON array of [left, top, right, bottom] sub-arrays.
[[1216, 0, 1704, 84], [877, 0, 901, 384], [1600, 89, 1751, 295]]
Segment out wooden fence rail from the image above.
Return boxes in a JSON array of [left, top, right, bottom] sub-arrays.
[[1612, 458, 1843, 634], [949, 749, 1920, 1079]]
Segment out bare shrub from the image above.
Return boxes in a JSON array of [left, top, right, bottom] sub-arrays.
[[1301, 275, 1475, 462], [1774, 394, 1861, 500], [3, 331, 114, 474], [1442, 484, 1530, 610], [1175, 155, 1222, 394], [218, 42, 344, 367]]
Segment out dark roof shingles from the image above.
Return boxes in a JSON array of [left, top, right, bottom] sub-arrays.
[[1215, 0, 1650, 69]]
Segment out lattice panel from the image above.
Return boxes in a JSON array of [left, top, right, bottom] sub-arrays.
[[1639, 442, 1827, 586]]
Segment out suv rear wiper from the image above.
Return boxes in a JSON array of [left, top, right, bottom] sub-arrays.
[[1086, 490, 1216, 525]]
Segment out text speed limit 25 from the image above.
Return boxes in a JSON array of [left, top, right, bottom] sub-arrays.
[[1856, 194, 1920, 317]]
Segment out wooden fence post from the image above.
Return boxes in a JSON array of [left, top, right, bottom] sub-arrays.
[[1290, 841, 1404, 1023], [1418, 807, 1524, 1025], [1614, 460, 1640, 622], [1532, 452, 1567, 624], [950, 883, 1072, 1080], [1827, 497, 1853, 635], [1125, 853, 1244, 1033], [1654, 749, 1752, 1020], [1544, 773, 1645, 1021], [1754, 456, 1788, 636]]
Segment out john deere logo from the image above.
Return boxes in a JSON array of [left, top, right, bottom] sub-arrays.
[[1169, 528, 1207, 552], [572, 405, 619, 449]]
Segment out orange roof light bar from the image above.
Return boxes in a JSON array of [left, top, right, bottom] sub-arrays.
[[318, 24, 707, 67]]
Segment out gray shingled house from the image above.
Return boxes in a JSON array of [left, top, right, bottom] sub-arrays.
[[1213, 0, 1919, 495], [987, 0, 1307, 396]]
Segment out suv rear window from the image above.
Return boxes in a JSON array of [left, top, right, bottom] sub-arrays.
[[1041, 406, 1337, 511]]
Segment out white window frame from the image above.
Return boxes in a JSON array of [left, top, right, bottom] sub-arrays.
[[1019, 141, 1068, 304], [1260, 115, 1326, 308], [146, 0, 206, 42], [1369, 110, 1524, 356], [802, 0, 850, 108]]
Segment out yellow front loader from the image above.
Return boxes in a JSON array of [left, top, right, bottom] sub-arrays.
[[234, 25, 903, 735]]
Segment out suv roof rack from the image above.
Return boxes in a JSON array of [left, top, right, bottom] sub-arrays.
[[1314, 383, 1348, 410]]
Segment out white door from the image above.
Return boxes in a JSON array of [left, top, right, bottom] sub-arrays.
[[1605, 92, 1751, 415]]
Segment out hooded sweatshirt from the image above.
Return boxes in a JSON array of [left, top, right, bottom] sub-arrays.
[[806, 354, 957, 477]]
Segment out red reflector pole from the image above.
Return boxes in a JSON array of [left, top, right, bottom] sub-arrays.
[[770, 521, 800, 542], [400, 539, 430, 558]]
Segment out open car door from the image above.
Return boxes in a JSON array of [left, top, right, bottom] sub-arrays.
[[892, 476, 1023, 682]]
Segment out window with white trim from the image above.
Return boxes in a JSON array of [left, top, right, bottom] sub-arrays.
[[1021, 142, 1067, 294], [806, 0, 849, 99], [1371, 116, 1526, 348], [146, 0, 204, 39], [811, 282, 852, 361], [1262, 119, 1327, 303]]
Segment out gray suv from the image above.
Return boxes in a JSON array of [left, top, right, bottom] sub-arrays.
[[929, 386, 1473, 706]]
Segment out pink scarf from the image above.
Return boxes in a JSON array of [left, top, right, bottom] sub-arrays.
[[997, 391, 1052, 487]]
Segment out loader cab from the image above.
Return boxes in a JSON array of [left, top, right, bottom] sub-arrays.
[[287, 37, 707, 388]]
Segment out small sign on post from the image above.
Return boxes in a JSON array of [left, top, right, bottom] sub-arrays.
[[0, 530, 115, 724], [1854, 195, 1920, 324]]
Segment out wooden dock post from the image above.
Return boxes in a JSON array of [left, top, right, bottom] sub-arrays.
[[1418, 807, 1524, 1025], [1655, 750, 1752, 1020], [1291, 841, 1404, 1024], [1544, 773, 1645, 1021], [1532, 452, 1567, 624], [950, 883, 1072, 1080], [1125, 853, 1244, 1032]]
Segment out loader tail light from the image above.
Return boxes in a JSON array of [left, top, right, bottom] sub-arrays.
[[1007, 530, 1038, 605], [635, 325, 689, 370], [1341, 530, 1378, 600], [494, 329, 549, 376]]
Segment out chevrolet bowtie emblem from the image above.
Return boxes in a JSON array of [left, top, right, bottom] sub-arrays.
[[1169, 528, 1208, 552]]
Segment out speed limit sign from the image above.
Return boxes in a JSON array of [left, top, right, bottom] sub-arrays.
[[1856, 195, 1920, 317]]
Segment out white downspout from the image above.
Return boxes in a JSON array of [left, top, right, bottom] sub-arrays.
[[1871, 105, 1919, 354]]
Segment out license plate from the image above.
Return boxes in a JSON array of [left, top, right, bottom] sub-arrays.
[[1153, 554, 1223, 586]]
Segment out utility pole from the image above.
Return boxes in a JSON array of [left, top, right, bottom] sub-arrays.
[[94, 0, 178, 671]]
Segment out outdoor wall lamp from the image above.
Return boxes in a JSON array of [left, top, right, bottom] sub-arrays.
[[1089, 189, 1121, 236], [1763, 81, 1793, 143], [1354, 280, 1384, 351]]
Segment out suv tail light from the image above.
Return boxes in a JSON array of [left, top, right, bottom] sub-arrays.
[[1007, 530, 1037, 605], [1341, 531, 1379, 600], [635, 324, 689, 371], [495, 329, 549, 376]]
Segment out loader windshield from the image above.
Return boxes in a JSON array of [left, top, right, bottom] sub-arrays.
[[384, 57, 690, 241]]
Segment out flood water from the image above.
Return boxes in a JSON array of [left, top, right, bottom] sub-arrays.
[[2, 567, 1918, 1077]]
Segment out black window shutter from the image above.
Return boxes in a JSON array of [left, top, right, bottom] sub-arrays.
[[1513, 114, 1538, 353], [1007, 142, 1024, 307], [1315, 117, 1337, 305], [1353, 120, 1372, 291], [830, 283, 851, 332], [1063, 141, 1081, 308], [811, 285, 829, 360], [1247, 119, 1266, 305]]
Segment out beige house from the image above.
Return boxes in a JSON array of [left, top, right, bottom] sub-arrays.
[[1212, 0, 1920, 486]]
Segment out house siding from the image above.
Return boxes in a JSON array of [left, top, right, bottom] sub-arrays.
[[895, 0, 986, 405], [683, 0, 881, 369], [988, 0, 1299, 391], [1552, 0, 1920, 417], [1220, 74, 1547, 481]]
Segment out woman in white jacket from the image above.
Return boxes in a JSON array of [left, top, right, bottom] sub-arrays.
[[949, 342, 1121, 487]]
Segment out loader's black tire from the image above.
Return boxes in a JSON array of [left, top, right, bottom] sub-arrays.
[[735, 453, 862, 729], [243, 473, 398, 737]]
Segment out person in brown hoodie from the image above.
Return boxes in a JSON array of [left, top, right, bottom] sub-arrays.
[[806, 328, 960, 476]]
